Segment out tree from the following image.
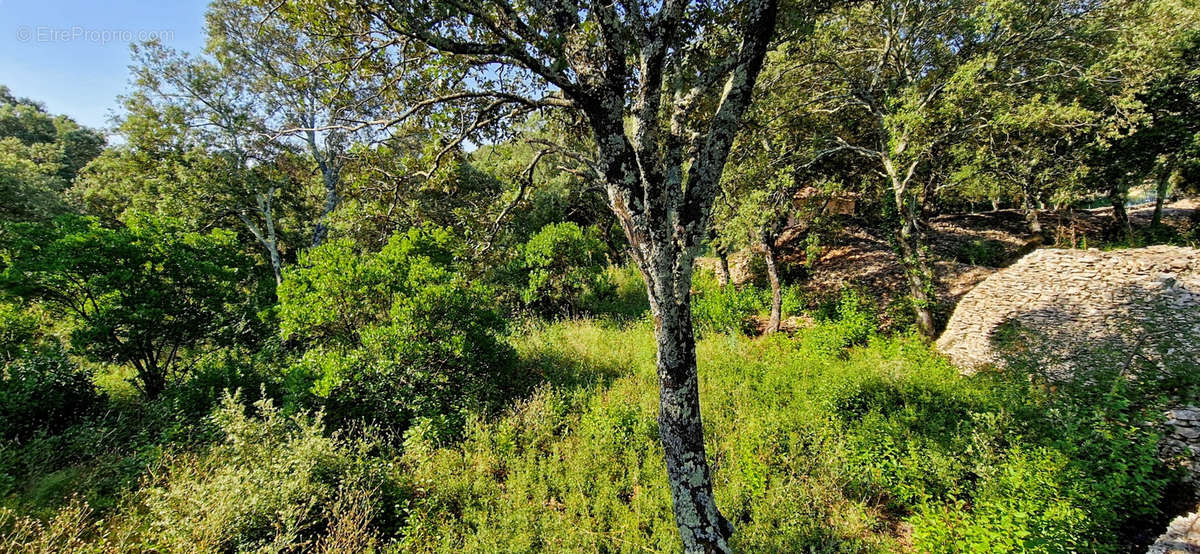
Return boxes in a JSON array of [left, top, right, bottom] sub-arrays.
[[206, 0, 390, 247], [268, 0, 793, 549], [0, 214, 252, 398], [83, 41, 317, 286], [278, 227, 514, 438], [714, 50, 854, 334], [1091, 23, 1200, 231], [0, 85, 105, 223], [784, 0, 1106, 337]]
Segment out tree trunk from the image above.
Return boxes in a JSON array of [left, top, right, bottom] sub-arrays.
[[761, 231, 782, 334], [716, 246, 731, 288], [136, 359, 166, 399], [311, 166, 340, 247], [1152, 173, 1171, 227], [1108, 185, 1132, 240], [1022, 189, 1042, 235], [307, 129, 342, 248], [651, 292, 733, 553], [887, 159, 936, 339], [895, 226, 936, 338]]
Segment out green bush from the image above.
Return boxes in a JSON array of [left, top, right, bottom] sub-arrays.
[[804, 287, 877, 354], [133, 394, 394, 552], [518, 222, 611, 317], [692, 284, 764, 336], [0, 214, 255, 398], [956, 238, 1009, 267], [0, 349, 100, 442], [0, 303, 40, 362], [580, 264, 650, 320], [280, 228, 516, 440]]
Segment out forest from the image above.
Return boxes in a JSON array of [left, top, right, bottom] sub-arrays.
[[1, 0, 1199, 552]]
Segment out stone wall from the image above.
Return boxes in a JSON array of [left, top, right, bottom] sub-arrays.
[[935, 246, 1200, 553], [936, 245, 1200, 375]]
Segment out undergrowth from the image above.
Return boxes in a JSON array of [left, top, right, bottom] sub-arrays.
[[0, 302, 1187, 552]]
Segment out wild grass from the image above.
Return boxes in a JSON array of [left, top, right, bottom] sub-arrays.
[[0, 305, 1186, 552]]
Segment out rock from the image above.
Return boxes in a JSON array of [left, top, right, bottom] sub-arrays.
[[1147, 511, 1200, 554], [937, 246, 1200, 374]]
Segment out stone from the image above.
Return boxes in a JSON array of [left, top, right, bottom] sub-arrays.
[[937, 246, 1200, 374], [1177, 427, 1200, 440]]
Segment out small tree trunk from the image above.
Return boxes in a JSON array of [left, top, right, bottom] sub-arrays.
[[888, 161, 937, 339], [761, 231, 782, 334], [1108, 185, 1132, 240], [137, 360, 167, 399], [311, 168, 339, 247], [1022, 189, 1042, 235], [991, 197, 1000, 212], [651, 293, 733, 553], [1152, 174, 1171, 227], [895, 227, 936, 338], [716, 246, 731, 288]]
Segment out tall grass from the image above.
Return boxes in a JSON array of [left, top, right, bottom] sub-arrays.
[[1, 309, 1183, 552]]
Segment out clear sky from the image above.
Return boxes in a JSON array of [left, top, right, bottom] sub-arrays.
[[0, 0, 209, 131]]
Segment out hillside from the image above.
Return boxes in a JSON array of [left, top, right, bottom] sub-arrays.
[[703, 199, 1200, 328]]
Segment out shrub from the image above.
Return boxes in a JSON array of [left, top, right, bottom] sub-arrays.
[[804, 287, 877, 354], [692, 284, 764, 336], [580, 263, 650, 320], [280, 228, 516, 439], [135, 394, 393, 552], [0, 214, 254, 398], [0, 303, 40, 362], [518, 222, 611, 317], [0, 349, 100, 442], [956, 238, 1009, 267]]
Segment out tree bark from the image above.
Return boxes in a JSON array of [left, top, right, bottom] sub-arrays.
[[886, 157, 936, 339], [307, 128, 342, 248], [1152, 173, 1171, 227], [649, 291, 733, 553], [761, 230, 782, 334], [136, 359, 166, 399], [1021, 186, 1042, 235], [238, 189, 284, 286], [311, 167, 340, 247], [895, 225, 936, 338], [1108, 185, 1132, 240]]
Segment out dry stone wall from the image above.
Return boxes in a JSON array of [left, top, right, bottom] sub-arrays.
[[936, 246, 1199, 375], [936, 246, 1200, 554]]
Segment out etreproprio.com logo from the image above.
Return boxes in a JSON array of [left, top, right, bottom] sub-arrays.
[[16, 26, 175, 44]]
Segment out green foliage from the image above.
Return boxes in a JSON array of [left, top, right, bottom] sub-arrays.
[[692, 285, 763, 336], [518, 222, 611, 317], [279, 227, 515, 439], [0, 214, 254, 397], [0, 85, 105, 223], [955, 238, 1009, 267], [0, 349, 101, 442], [279, 226, 456, 347], [387, 319, 1175, 552], [0, 303, 41, 362], [0, 316, 1181, 552], [805, 287, 878, 353], [580, 264, 651, 320], [128, 394, 393, 552]]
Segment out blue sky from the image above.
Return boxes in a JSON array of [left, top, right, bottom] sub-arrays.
[[0, 0, 209, 130]]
